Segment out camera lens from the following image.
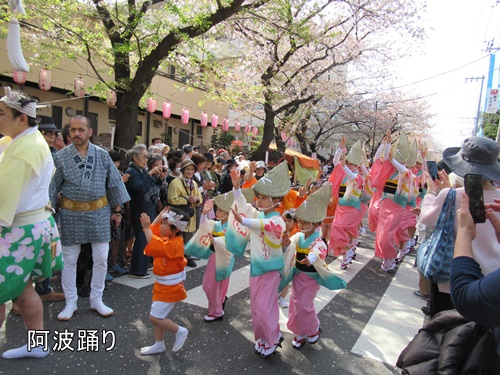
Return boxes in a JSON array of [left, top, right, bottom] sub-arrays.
[[162, 167, 167, 172]]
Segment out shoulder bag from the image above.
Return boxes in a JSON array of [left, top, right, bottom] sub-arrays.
[[417, 189, 456, 283]]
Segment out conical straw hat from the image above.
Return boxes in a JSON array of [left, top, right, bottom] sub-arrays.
[[346, 140, 363, 166], [213, 188, 255, 213], [406, 139, 418, 168], [253, 161, 291, 198], [394, 131, 410, 164], [295, 183, 331, 223]]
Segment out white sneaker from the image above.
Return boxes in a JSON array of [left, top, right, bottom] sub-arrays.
[[278, 297, 289, 308], [172, 327, 188, 352]]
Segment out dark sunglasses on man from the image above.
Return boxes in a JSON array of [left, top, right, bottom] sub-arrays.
[[42, 130, 56, 136]]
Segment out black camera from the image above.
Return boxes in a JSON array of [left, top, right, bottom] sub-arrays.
[[162, 167, 167, 173]]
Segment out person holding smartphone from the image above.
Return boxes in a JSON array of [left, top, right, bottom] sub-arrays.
[[419, 136, 500, 317]]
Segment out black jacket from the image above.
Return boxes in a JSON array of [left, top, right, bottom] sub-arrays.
[[397, 309, 497, 374]]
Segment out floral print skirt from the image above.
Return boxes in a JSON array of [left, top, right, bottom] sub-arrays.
[[0, 216, 63, 304]]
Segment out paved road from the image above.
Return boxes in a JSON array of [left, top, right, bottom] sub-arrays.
[[0, 231, 426, 375]]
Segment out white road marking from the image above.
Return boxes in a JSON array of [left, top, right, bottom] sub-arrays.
[[350, 256, 424, 366]]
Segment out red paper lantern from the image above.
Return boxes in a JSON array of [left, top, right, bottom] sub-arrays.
[[147, 98, 157, 113], [181, 108, 190, 124], [244, 124, 250, 133], [252, 126, 259, 137], [211, 114, 218, 128], [106, 90, 117, 106], [200, 111, 208, 127], [12, 69, 27, 84], [162, 102, 171, 118], [234, 121, 241, 132], [38, 68, 52, 91], [74, 75, 85, 97], [222, 118, 229, 132]]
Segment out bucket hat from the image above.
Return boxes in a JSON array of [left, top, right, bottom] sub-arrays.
[[38, 115, 61, 132], [442, 137, 500, 181]]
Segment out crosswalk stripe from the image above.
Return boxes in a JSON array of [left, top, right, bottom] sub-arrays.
[[350, 254, 424, 366], [278, 246, 375, 332], [112, 259, 209, 289]]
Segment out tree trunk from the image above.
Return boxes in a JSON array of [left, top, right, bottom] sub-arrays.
[[114, 92, 140, 152], [251, 102, 276, 161]]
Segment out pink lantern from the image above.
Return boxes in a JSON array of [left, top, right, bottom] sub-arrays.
[[38, 68, 52, 91], [181, 107, 190, 125], [106, 90, 117, 106], [234, 121, 241, 132], [244, 124, 251, 133], [252, 126, 259, 137], [281, 132, 287, 142], [147, 98, 157, 113], [74, 75, 85, 97], [287, 138, 293, 147], [162, 102, 171, 118], [12, 69, 27, 84], [222, 118, 229, 132], [211, 114, 218, 128], [200, 111, 208, 127]]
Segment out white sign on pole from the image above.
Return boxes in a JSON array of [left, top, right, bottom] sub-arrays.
[[485, 89, 499, 114]]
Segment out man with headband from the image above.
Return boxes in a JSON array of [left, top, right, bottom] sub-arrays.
[[0, 87, 63, 359]]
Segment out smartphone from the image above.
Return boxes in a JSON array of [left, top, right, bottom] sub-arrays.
[[427, 161, 438, 180], [464, 173, 486, 223]]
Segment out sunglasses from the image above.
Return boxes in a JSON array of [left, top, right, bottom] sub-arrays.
[[42, 131, 56, 136]]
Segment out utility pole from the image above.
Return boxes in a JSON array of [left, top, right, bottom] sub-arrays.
[[465, 75, 485, 136]]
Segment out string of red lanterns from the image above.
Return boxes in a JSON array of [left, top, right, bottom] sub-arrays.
[[10, 69, 275, 138]]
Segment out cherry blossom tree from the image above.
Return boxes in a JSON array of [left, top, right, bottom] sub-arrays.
[[192, 0, 429, 160], [2, 0, 270, 151]]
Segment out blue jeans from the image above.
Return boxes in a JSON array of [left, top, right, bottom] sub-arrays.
[[130, 229, 150, 275], [35, 278, 53, 295]]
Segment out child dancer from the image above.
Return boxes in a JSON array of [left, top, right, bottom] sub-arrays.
[[139, 207, 190, 355], [185, 191, 252, 322], [227, 161, 289, 358], [285, 184, 346, 349]]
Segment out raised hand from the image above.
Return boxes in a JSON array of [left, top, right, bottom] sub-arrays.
[[298, 178, 313, 198], [140, 212, 152, 230], [203, 199, 214, 215], [339, 136, 346, 150], [230, 169, 240, 189], [231, 205, 243, 223]]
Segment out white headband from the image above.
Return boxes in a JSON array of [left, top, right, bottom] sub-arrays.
[[162, 210, 188, 232], [0, 86, 36, 118]]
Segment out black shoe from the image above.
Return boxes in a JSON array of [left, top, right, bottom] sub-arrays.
[[77, 285, 90, 297], [421, 306, 431, 317], [186, 259, 197, 268]]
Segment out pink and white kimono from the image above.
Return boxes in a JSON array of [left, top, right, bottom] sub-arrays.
[[225, 189, 285, 353], [372, 158, 412, 267], [286, 232, 346, 337]]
